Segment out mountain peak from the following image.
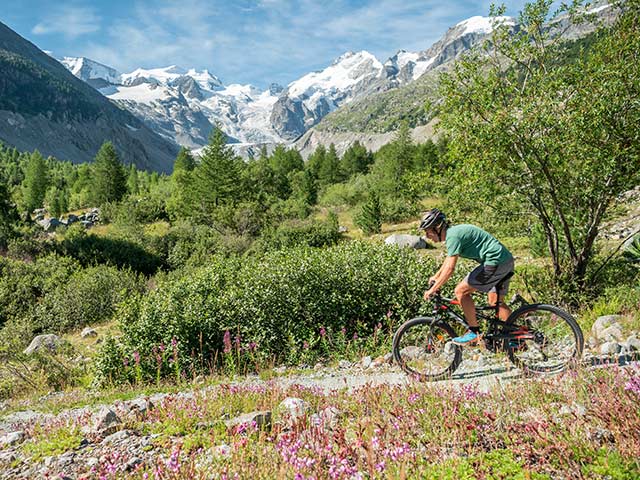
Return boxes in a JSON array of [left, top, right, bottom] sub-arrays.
[[455, 15, 516, 36]]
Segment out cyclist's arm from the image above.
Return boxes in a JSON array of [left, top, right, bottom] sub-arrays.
[[426, 255, 458, 294]]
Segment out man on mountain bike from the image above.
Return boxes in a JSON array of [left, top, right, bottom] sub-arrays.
[[420, 208, 514, 345]]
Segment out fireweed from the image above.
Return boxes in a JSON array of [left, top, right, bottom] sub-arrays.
[[15, 367, 640, 479]]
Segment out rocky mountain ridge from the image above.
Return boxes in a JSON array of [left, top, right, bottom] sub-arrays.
[[0, 22, 179, 172]]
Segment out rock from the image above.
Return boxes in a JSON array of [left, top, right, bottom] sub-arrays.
[[91, 407, 121, 436], [41, 218, 62, 232], [125, 457, 143, 471], [122, 398, 153, 417], [600, 341, 622, 356], [0, 431, 25, 447], [101, 429, 133, 445], [371, 355, 387, 368], [625, 335, 640, 351], [313, 362, 324, 371], [591, 315, 623, 340], [310, 406, 342, 430], [360, 356, 372, 369], [224, 411, 272, 430], [600, 325, 624, 342], [86, 457, 100, 469], [558, 402, 586, 417], [57, 451, 75, 467], [273, 366, 287, 374], [383, 352, 393, 364], [23, 334, 64, 355], [81, 327, 98, 338], [384, 234, 427, 249], [278, 397, 309, 424], [338, 360, 352, 369]]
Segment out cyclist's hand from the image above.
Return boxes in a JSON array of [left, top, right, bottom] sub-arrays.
[[428, 275, 437, 285], [423, 288, 436, 301]]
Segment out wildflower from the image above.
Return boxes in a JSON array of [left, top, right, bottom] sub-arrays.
[[625, 376, 640, 396], [133, 350, 140, 366], [320, 326, 326, 337], [223, 330, 232, 354]]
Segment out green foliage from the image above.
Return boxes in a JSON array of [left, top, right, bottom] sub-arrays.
[[582, 448, 639, 480], [34, 265, 144, 332], [257, 218, 341, 251], [21, 426, 84, 461], [20, 150, 48, 214], [354, 191, 382, 235], [194, 127, 244, 215], [92, 142, 127, 205], [59, 229, 165, 275], [623, 235, 640, 266], [166, 147, 196, 219], [0, 175, 19, 245], [95, 242, 434, 383], [0, 253, 80, 329], [101, 196, 168, 225], [437, 0, 640, 285]]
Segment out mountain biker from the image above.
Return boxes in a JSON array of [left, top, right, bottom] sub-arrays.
[[420, 208, 514, 345]]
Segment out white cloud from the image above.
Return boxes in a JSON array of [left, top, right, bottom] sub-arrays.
[[32, 5, 101, 38], [73, 0, 531, 87]]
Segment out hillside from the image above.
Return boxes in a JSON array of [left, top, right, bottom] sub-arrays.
[[0, 22, 178, 172]]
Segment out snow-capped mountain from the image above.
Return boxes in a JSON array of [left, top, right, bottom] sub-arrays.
[[60, 56, 121, 89], [60, 6, 610, 156]]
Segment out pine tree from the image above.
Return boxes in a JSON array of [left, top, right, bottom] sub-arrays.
[[318, 143, 341, 186], [355, 191, 382, 235], [194, 127, 244, 215], [167, 147, 197, 219], [92, 142, 127, 205], [0, 175, 18, 244], [340, 141, 374, 178], [127, 164, 140, 195], [21, 150, 49, 214]]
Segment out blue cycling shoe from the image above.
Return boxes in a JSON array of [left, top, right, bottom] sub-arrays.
[[452, 331, 480, 345]]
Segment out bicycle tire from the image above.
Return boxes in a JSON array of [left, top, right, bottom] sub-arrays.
[[392, 317, 463, 381], [506, 304, 584, 374]]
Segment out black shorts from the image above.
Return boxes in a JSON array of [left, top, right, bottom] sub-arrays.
[[465, 258, 514, 296]]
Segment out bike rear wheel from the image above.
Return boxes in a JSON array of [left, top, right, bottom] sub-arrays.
[[392, 317, 462, 381], [506, 304, 583, 374]]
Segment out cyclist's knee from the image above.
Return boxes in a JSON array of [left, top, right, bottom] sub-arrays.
[[454, 283, 473, 299]]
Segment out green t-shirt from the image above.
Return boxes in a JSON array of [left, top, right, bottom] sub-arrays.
[[445, 224, 512, 266]]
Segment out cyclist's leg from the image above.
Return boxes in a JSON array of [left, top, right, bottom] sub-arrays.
[[488, 291, 511, 321], [454, 280, 479, 326]]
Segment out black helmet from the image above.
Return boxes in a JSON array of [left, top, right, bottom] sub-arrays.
[[419, 208, 446, 231]]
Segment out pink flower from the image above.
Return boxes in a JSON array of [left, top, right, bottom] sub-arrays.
[[223, 330, 232, 354]]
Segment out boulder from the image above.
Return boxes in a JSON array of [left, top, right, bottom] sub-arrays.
[[23, 334, 64, 355], [224, 411, 272, 430], [600, 341, 622, 356], [278, 397, 309, 424], [80, 327, 98, 339], [591, 315, 623, 340], [384, 234, 427, 249], [0, 431, 25, 447], [41, 218, 62, 232]]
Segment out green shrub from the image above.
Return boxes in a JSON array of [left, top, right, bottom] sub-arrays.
[[0, 254, 80, 329], [381, 197, 421, 223], [101, 196, 168, 225], [34, 265, 144, 332], [256, 218, 341, 251], [95, 242, 436, 384]]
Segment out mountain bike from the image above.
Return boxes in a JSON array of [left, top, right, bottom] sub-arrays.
[[392, 274, 584, 381]]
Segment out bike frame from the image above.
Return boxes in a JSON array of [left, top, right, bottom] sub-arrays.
[[429, 295, 528, 343]]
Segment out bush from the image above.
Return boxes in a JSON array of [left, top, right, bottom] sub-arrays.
[[256, 218, 341, 251], [95, 242, 437, 384], [101, 196, 168, 225], [0, 254, 80, 329], [34, 265, 145, 332], [381, 197, 421, 223]]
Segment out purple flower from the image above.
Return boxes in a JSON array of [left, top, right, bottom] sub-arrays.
[[320, 326, 326, 337], [223, 330, 232, 354], [133, 351, 140, 366], [625, 376, 640, 396]]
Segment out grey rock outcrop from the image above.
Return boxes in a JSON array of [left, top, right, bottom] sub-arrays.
[[23, 334, 64, 355], [384, 234, 427, 249]]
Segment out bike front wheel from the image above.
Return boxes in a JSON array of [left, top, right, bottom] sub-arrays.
[[392, 317, 462, 381], [506, 304, 584, 374]]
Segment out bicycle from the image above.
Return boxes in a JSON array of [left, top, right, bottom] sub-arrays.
[[392, 274, 584, 381]]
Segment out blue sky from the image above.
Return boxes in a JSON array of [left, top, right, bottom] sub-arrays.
[[2, 1, 530, 88]]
